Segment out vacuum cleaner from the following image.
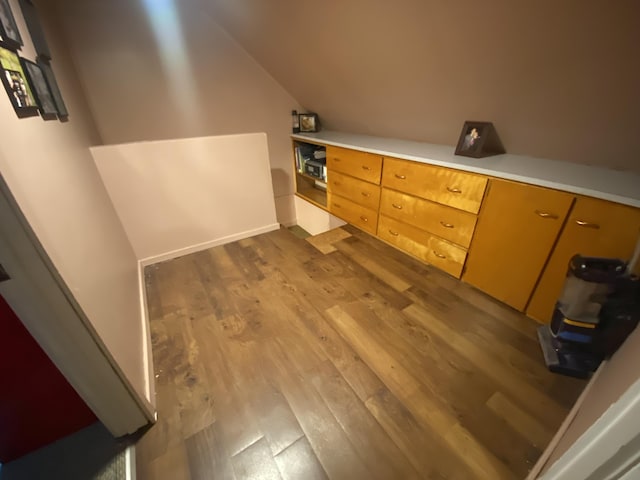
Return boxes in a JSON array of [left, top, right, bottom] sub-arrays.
[[538, 240, 640, 379]]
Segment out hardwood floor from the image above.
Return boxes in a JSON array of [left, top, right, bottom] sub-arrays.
[[136, 225, 585, 479]]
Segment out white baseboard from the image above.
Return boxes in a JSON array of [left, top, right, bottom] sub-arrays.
[[138, 223, 281, 267]]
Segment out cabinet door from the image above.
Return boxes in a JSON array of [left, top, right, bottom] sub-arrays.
[[526, 197, 640, 323], [462, 180, 574, 311]]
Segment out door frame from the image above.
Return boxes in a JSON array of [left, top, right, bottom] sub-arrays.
[[0, 175, 154, 437]]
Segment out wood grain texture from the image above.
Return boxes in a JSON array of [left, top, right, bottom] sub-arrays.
[[327, 170, 381, 211], [137, 226, 585, 479], [328, 192, 378, 235], [382, 157, 488, 213], [326, 146, 383, 184], [526, 196, 640, 323], [380, 187, 478, 248], [463, 179, 574, 311]]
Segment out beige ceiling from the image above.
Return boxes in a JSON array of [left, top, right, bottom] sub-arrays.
[[206, 0, 640, 171]]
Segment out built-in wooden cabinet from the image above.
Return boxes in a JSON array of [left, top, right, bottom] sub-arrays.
[[324, 146, 382, 236], [382, 157, 487, 214], [526, 197, 640, 323], [462, 180, 574, 311], [292, 136, 640, 324]]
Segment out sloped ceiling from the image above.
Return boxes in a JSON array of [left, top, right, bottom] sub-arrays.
[[206, 0, 640, 171]]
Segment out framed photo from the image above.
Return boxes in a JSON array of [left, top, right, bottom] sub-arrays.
[[0, 46, 37, 116], [19, 0, 51, 60], [454, 121, 504, 158], [0, 0, 22, 50], [19, 57, 57, 116], [37, 58, 67, 117], [299, 113, 319, 133]]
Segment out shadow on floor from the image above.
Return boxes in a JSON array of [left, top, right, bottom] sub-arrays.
[[0, 422, 130, 480]]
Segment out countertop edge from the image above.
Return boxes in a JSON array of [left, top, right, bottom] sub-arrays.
[[292, 132, 640, 209]]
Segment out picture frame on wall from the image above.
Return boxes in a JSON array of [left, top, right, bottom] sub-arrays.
[[0, 46, 38, 116], [37, 58, 67, 117], [299, 113, 319, 133], [0, 0, 23, 50], [454, 121, 505, 158], [19, 57, 57, 117], [19, 0, 51, 60]]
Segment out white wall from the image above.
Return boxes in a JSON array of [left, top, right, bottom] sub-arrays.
[[0, 2, 150, 412], [294, 196, 346, 236], [91, 134, 279, 264], [53, 0, 301, 226]]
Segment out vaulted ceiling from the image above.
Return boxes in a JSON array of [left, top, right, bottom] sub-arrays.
[[206, 0, 640, 171]]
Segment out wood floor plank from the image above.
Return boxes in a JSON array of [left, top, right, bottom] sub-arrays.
[[231, 436, 282, 480], [364, 387, 477, 480], [261, 339, 375, 480], [139, 227, 585, 479], [487, 392, 555, 449], [185, 421, 235, 480], [275, 436, 329, 480], [324, 304, 514, 479], [402, 302, 568, 429], [309, 360, 421, 480]]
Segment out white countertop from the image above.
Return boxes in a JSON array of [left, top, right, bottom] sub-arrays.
[[292, 131, 640, 208]]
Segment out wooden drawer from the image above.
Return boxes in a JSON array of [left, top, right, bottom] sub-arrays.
[[328, 192, 378, 235], [382, 157, 487, 213], [526, 197, 640, 323], [378, 214, 467, 278], [328, 171, 381, 211], [379, 188, 477, 248], [326, 146, 383, 185]]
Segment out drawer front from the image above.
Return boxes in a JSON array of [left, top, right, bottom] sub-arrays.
[[328, 192, 378, 235], [379, 188, 477, 248], [382, 157, 487, 213], [378, 214, 467, 278], [328, 171, 381, 211], [326, 146, 383, 184]]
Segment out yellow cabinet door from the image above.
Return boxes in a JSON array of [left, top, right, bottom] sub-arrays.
[[526, 197, 640, 323], [462, 179, 574, 311]]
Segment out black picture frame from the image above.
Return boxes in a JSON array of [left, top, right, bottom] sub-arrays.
[[0, 46, 37, 116], [299, 113, 319, 133], [19, 57, 56, 117], [37, 58, 67, 117], [454, 121, 505, 158], [19, 0, 51, 60], [0, 0, 22, 50]]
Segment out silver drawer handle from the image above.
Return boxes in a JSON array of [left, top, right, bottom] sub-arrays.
[[392, 203, 403, 210], [440, 221, 454, 228], [360, 216, 368, 222], [395, 174, 406, 180], [447, 187, 462, 194], [575, 220, 600, 229], [535, 210, 559, 219], [362, 165, 371, 171], [361, 192, 371, 197], [433, 250, 447, 259], [334, 203, 341, 208], [388, 230, 399, 236]]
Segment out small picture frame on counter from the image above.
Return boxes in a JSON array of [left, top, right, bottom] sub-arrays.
[[299, 112, 319, 132], [454, 121, 505, 158]]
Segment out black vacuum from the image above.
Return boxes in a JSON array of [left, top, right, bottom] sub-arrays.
[[538, 254, 640, 379]]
